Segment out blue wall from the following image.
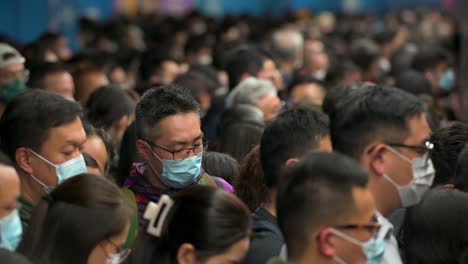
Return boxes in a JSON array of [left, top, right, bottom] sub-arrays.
[[0, 0, 447, 45]]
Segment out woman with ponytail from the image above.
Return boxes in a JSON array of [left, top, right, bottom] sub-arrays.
[[129, 185, 251, 264]]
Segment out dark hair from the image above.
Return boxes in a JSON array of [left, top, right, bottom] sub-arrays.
[[399, 188, 468, 264], [86, 85, 135, 130], [173, 71, 216, 99], [277, 152, 368, 261], [225, 46, 266, 90], [27, 62, 71, 89], [350, 39, 380, 72], [139, 49, 177, 82], [395, 70, 432, 96], [184, 34, 213, 55], [430, 122, 468, 186], [202, 152, 239, 184], [129, 186, 251, 264], [322, 84, 358, 115], [214, 104, 264, 162], [411, 47, 449, 72], [0, 249, 32, 264], [287, 74, 323, 95], [17, 174, 130, 264], [83, 121, 115, 176], [454, 144, 468, 192], [329, 85, 424, 160], [117, 122, 138, 185], [0, 90, 82, 160], [235, 146, 269, 212], [135, 85, 200, 141], [261, 108, 329, 188], [0, 151, 13, 167]]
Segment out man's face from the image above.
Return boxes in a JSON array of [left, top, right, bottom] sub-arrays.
[[77, 73, 109, 106], [381, 114, 432, 207], [290, 83, 325, 106], [55, 37, 72, 61], [328, 187, 378, 264], [43, 72, 75, 101], [155, 61, 181, 85], [257, 59, 284, 91], [0, 165, 20, 219], [257, 94, 281, 122], [304, 40, 329, 71], [28, 117, 87, 188], [144, 113, 203, 178], [0, 63, 26, 87]]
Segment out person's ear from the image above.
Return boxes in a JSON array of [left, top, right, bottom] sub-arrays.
[[369, 144, 387, 178], [15, 147, 35, 175], [285, 158, 299, 168], [136, 139, 150, 161], [177, 243, 198, 264], [318, 228, 336, 258]]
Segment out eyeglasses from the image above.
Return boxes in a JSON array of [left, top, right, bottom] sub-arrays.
[[334, 222, 382, 240], [101, 239, 131, 264], [0, 69, 29, 83], [146, 138, 208, 161], [385, 140, 434, 163]]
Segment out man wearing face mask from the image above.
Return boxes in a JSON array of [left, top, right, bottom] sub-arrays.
[[329, 85, 434, 264], [0, 90, 87, 229], [271, 152, 383, 264], [123, 85, 232, 229], [0, 43, 28, 118], [0, 152, 22, 251]]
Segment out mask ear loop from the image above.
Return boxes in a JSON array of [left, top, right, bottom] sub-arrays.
[[143, 195, 174, 237]]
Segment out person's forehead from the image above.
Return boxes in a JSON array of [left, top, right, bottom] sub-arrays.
[[42, 118, 86, 147], [0, 165, 20, 195], [155, 113, 201, 142]]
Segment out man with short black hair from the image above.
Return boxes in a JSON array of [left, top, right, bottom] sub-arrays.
[[244, 107, 332, 264], [429, 122, 468, 187], [272, 152, 382, 264], [28, 62, 75, 100], [0, 90, 87, 228], [225, 46, 282, 91], [123, 84, 232, 226], [329, 85, 434, 264]]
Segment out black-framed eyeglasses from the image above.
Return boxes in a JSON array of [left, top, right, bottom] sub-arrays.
[[146, 138, 208, 161], [334, 222, 382, 240], [385, 140, 434, 163]]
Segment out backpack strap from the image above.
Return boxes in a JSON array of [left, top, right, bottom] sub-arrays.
[[121, 187, 139, 249]]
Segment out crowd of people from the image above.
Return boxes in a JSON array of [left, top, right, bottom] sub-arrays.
[[0, 6, 466, 264]]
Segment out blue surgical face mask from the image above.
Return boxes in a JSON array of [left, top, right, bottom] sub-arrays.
[[0, 209, 23, 250], [440, 69, 455, 91], [146, 143, 203, 189], [30, 150, 87, 189], [330, 228, 385, 264]]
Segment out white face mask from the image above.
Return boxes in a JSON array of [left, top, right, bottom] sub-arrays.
[[383, 146, 435, 207], [105, 254, 121, 264]]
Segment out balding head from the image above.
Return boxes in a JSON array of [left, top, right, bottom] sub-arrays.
[[0, 164, 20, 219]]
